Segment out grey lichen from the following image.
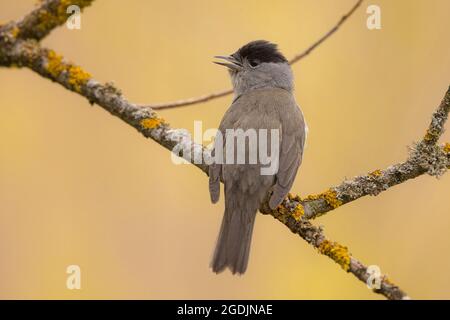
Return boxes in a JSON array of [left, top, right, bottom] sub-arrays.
[[409, 142, 448, 178]]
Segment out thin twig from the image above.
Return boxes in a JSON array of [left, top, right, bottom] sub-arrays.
[[149, 88, 233, 110], [288, 0, 363, 64], [143, 0, 364, 110]]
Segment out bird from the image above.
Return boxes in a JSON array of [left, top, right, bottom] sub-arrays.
[[209, 40, 307, 274]]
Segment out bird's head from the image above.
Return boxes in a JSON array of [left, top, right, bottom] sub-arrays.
[[214, 40, 293, 97]]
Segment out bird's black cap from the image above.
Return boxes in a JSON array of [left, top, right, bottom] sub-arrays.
[[234, 40, 287, 64]]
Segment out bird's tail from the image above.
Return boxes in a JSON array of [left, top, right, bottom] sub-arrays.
[[211, 192, 258, 275]]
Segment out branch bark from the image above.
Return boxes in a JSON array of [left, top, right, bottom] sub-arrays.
[[14, 0, 94, 41], [295, 88, 450, 219], [3, 0, 446, 300]]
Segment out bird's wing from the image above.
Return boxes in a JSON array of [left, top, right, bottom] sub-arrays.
[[209, 97, 242, 203], [209, 88, 305, 207], [209, 92, 269, 203], [269, 99, 306, 210], [209, 130, 222, 203]]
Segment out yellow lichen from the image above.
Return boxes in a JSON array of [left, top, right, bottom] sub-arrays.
[[271, 193, 304, 221], [323, 190, 343, 209], [36, 0, 94, 33], [382, 276, 393, 286], [303, 194, 318, 201], [304, 188, 342, 209], [369, 169, 382, 177], [444, 143, 450, 153], [287, 193, 301, 202], [424, 128, 438, 143], [46, 50, 65, 77], [46, 50, 91, 93], [10, 26, 19, 38], [36, 9, 57, 33], [140, 118, 165, 129], [67, 65, 91, 92], [291, 203, 304, 221], [318, 240, 351, 271]]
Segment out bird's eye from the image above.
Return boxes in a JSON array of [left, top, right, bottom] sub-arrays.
[[249, 60, 259, 68]]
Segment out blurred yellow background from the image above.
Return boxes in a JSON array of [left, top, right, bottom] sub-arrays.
[[0, 0, 449, 299]]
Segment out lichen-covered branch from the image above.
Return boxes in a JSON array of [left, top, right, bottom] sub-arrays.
[[141, 0, 364, 110], [0, 0, 425, 300], [260, 195, 409, 300], [295, 87, 450, 219], [2, 0, 94, 41], [423, 88, 450, 145], [0, 38, 209, 173]]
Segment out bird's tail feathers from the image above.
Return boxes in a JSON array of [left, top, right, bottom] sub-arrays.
[[211, 193, 258, 275]]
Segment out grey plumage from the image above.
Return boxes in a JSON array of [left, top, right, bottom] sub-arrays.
[[210, 41, 306, 274]]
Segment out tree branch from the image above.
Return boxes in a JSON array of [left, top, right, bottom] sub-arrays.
[[146, 89, 234, 111], [297, 88, 450, 219], [9, 0, 94, 41], [261, 195, 409, 300], [1, 0, 438, 300]]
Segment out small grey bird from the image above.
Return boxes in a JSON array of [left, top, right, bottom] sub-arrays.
[[209, 40, 306, 274]]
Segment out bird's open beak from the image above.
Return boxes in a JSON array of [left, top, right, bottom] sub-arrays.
[[213, 55, 243, 71]]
